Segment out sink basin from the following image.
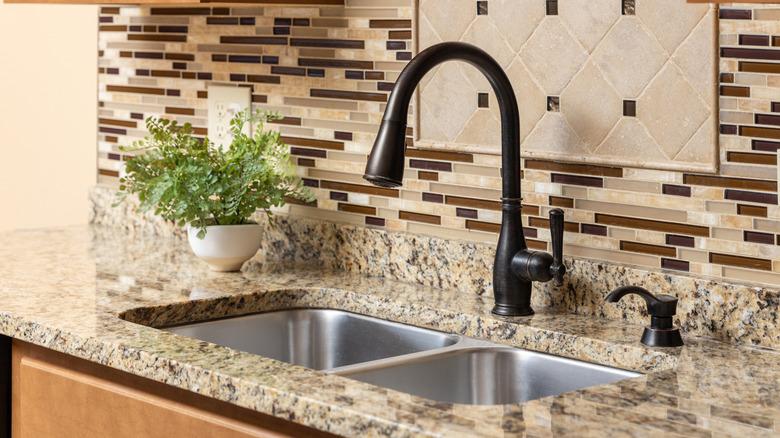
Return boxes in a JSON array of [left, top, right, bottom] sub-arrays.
[[339, 347, 640, 405], [165, 309, 459, 370]]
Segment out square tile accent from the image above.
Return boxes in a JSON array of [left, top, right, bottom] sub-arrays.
[[478, 92, 490, 108], [547, 96, 560, 112], [417, 0, 718, 173], [477, 1, 488, 16], [546, 0, 558, 16], [623, 100, 636, 117]]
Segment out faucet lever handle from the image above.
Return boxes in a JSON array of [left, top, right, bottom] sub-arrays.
[[548, 208, 566, 286]]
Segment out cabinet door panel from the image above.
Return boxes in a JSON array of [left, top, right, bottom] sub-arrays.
[[11, 341, 333, 438]]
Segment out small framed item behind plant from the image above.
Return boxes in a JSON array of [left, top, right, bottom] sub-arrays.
[[116, 109, 313, 271]]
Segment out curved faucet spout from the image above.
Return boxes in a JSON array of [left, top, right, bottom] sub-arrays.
[[363, 42, 565, 317], [364, 42, 521, 199]]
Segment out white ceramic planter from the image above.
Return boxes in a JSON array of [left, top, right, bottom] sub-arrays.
[[187, 224, 262, 272]]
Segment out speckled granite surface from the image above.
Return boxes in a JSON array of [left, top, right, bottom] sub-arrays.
[[92, 185, 780, 350], [1, 225, 780, 437]]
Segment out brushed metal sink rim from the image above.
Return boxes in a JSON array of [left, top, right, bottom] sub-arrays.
[[165, 308, 641, 405]]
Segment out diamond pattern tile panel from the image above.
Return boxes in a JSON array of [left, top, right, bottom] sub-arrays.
[[417, 0, 718, 172]]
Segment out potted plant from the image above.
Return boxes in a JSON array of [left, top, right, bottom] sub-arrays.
[[116, 109, 312, 271]]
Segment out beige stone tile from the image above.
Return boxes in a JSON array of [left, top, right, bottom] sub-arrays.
[[640, 64, 710, 160], [592, 17, 668, 97], [637, 0, 709, 53], [489, 0, 545, 51], [520, 17, 588, 95], [418, 0, 473, 42], [506, 59, 547, 142], [561, 61, 622, 150], [559, 0, 620, 53]]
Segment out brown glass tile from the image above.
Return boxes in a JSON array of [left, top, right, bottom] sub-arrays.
[[739, 61, 780, 74], [164, 107, 194, 116], [422, 192, 444, 203], [245, 74, 280, 84], [721, 124, 738, 135], [525, 159, 622, 177], [720, 85, 750, 97], [207, 17, 239, 25], [128, 34, 187, 42], [661, 259, 690, 272], [661, 184, 691, 197], [596, 214, 710, 237], [721, 47, 780, 61], [98, 169, 120, 177], [290, 147, 327, 158], [165, 53, 195, 61], [365, 71, 384, 81], [406, 148, 473, 163], [666, 234, 695, 248], [683, 174, 776, 192], [369, 20, 412, 29], [755, 113, 780, 127], [551, 173, 603, 188], [104, 136, 118, 143], [744, 231, 775, 245], [281, 136, 344, 151], [719, 9, 752, 20], [221, 36, 288, 45], [720, 73, 735, 83], [99, 118, 137, 128], [99, 25, 128, 32], [409, 159, 452, 172], [737, 204, 768, 217], [99, 127, 126, 135], [274, 117, 302, 126], [466, 220, 499, 233], [297, 158, 316, 167], [106, 85, 165, 96], [528, 217, 579, 233], [477, 93, 489, 108], [334, 131, 353, 141], [338, 203, 376, 215], [321, 180, 398, 198], [417, 171, 438, 181], [330, 192, 348, 201], [456, 208, 478, 219], [725, 189, 778, 205], [773, 102, 780, 113], [581, 224, 607, 236], [100, 7, 120, 14], [727, 151, 777, 165], [365, 216, 385, 227], [710, 253, 772, 271], [310, 88, 386, 102], [291, 38, 364, 49], [197, 91, 208, 99], [620, 241, 676, 257], [549, 196, 574, 208], [388, 31, 412, 40], [739, 35, 770, 46], [399, 210, 441, 225]]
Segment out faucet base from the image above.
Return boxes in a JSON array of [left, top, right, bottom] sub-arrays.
[[491, 304, 534, 317]]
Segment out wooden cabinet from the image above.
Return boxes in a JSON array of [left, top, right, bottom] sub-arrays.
[[11, 340, 335, 438]]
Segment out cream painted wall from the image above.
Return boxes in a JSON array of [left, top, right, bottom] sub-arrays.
[[0, 1, 97, 231]]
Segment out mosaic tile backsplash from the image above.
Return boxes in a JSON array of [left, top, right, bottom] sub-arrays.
[[98, 2, 780, 289], [417, 0, 719, 173]]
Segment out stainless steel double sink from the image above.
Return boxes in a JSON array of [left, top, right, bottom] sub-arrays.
[[167, 309, 639, 405]]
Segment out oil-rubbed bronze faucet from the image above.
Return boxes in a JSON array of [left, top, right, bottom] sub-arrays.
[[363, 42, 566, 316]]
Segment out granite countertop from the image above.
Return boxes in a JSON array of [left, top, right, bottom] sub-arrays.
[[0, 226, 779, 437]]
